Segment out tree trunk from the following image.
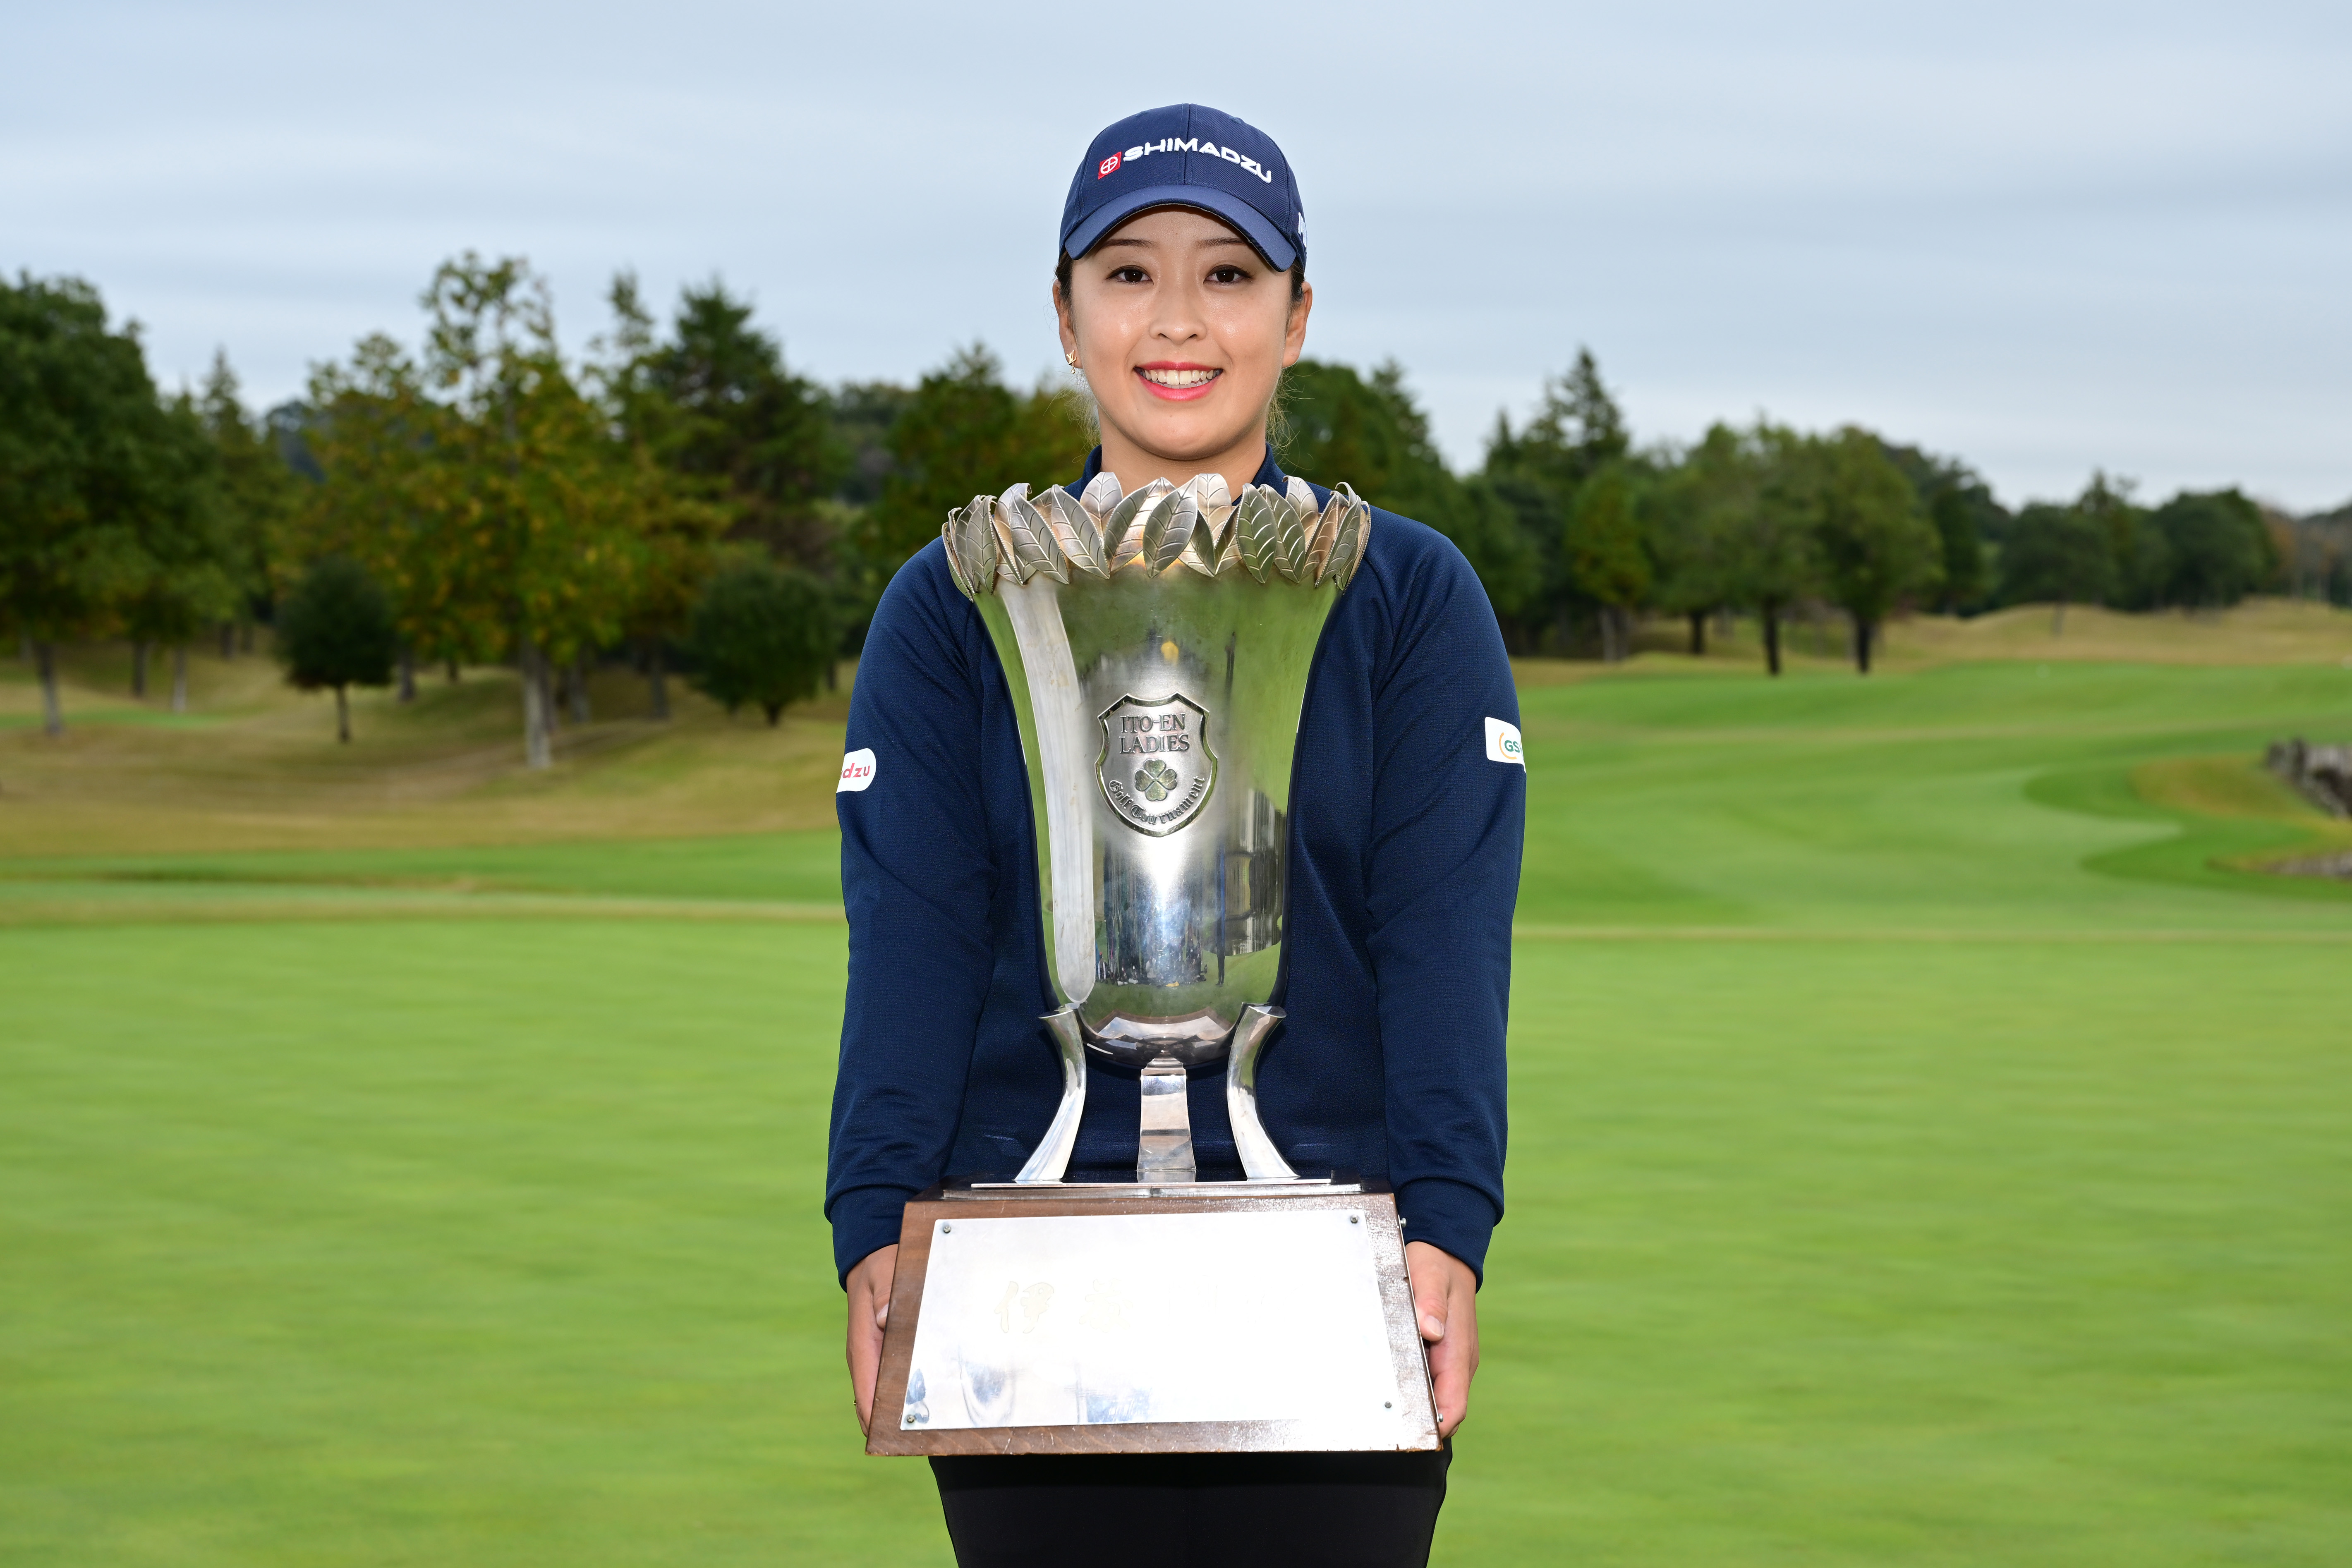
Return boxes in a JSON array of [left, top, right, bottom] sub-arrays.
[[170, 646, 188, 713], [520, 640, 553, 768], [1688, 610, 1707, 657], [568, 649, 592, 725], [240, 622, 254, 654], [447, 658, 461, 683], [1601, 606, 1629, 665], [335, 685, 351, 742], [35, 641, 64, 735], [646, 639, 670, 721], [398, 647, 417, 702], [1762, 602, 1783, 677], [824, 659, 837, 692], [762, 700, 785, 727], [1854, 618, 1875, 674], [219, 621, 236, 659], [132, 641, 148, 698]]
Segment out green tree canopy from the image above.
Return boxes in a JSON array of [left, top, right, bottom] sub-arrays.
[[1722, 425, 1823, 675], [613, 275, 840, 567], [1811, 429, 1942, 672], [2146, 489, 2274, 609], [1886, 445, 2002, 613], [275, 555, 398, 742], [1481, 347, 1634, 650], [684, 555, 837, 725], [1277, 359, 1539, 633], [0, 273, 220, 733], [864, 345, 1092, 573], [1564, 460, 1651, 663], [2000, 502, 2116, 630], [1647, 425, 1756, 654]]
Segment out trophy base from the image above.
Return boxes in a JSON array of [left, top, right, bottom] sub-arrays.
[[866, 1182, 1438, 1456]]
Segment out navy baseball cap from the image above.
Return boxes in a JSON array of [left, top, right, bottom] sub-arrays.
[[1061, 104, 1305, 271]]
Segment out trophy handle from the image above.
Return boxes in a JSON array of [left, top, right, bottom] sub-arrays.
[[1226, 1004, 1298, 1181], [1013, 1005, 1088, 1184]]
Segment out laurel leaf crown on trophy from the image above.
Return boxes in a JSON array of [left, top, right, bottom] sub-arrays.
[[941, 472, 1371, 601]]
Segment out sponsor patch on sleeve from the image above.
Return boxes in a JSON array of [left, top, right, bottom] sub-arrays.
[[1483, 717, 1524, 767], [837, 747, 877, 792]]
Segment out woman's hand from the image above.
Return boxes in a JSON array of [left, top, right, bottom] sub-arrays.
[[844, 1244, 899, 1432], [1406, 1240, 1480, 1438]]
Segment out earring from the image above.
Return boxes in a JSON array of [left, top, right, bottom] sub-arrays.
[[1065, 350, 1080, 369]]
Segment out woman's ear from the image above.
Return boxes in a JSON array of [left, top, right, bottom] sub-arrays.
[[1281, 281, 1314, 369], [1052, 279, 1080, 367]]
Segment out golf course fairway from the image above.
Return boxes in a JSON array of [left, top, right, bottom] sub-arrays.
[[3, 650, 2348, 1565]]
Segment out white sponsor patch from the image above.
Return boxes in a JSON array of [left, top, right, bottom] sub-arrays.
[[838, 747, 877, 792], [1484, 717, 1524, 767]]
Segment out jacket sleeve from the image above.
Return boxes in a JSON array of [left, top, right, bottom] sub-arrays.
[[1365, 534, 1523, 1284], [825, 543, 998, 1284]]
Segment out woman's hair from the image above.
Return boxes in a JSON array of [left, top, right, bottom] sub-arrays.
[[1054, 238, 1308, 309]]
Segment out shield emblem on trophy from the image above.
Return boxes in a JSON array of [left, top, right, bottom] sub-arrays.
[[865, 473, 1439, 1457], [1097, 693, 1216, 835]]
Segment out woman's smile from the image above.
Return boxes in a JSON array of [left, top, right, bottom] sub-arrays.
[[1136, 362, 1223, 400]]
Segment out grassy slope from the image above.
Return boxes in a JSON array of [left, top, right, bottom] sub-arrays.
[[3, 606, 2351, 1565]]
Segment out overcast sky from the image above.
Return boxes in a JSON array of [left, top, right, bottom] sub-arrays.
[[8, 0, 2347, 510]]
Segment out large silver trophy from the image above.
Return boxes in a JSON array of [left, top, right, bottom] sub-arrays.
[[866, 472, 1440, 1457]]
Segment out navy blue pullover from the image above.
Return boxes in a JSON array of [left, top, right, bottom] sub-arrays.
[[826, 448, 1523, 1285]]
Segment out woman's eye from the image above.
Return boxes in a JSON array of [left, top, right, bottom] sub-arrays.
[[1110, 266, 1149, 284], [1208, 266, 1249, 284]]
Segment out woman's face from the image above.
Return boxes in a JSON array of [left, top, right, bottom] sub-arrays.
[[1056, 207, 1311, 481]]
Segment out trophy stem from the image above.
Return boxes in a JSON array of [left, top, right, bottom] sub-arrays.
[[1226, 1005, 1299, 1181], [1136, 1056, 1197, 1183], [1013, 1006, 1088, 1184]]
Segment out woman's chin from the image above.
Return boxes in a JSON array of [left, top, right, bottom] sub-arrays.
[[1105, 407, 1256, 466]]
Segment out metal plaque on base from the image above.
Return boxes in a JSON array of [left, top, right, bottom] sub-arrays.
[[866, 1184, 1438, 1455], [868, 473, 1432, 1457]]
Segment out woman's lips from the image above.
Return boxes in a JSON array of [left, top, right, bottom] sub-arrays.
[[1135, 364, 1222, 402]]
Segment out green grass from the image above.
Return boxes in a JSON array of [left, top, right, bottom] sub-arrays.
[[4, 653, 2351, 1564]]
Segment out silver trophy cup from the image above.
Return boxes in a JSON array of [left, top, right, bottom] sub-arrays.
[[944, 469, 1370, 1185], [864, 470, 1436, 1456]]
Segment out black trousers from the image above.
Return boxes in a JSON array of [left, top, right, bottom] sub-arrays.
[[930, 1446, 1449, 1568]]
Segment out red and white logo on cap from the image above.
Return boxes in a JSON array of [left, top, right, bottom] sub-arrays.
[[1097, 153, 1122, 179]]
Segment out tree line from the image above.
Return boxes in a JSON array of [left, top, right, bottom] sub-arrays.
[[5, 262, 2340, 756], [1272, 352, 2325, 670]]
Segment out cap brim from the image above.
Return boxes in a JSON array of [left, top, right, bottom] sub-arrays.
[[1064, 185, 1298, 271]]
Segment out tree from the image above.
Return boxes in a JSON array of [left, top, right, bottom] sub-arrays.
[[1811, 428, 1942, 673], [1277, 359, 1540, 632], [594, 276, 735, 717], [627, 276, 840, 566], [2146, 489, 2274, 609], [684, 555, 837, 725], [864, 345, 1092, 573], [1722, 425, 1820, 677], [1885, 445, 2002, 613], [121, 392, 242, 711], [299, 334, 500, 691], [1481, 347, 1631, 649], [275, 555, 397, 741], [196, 353, 299, 659], [1648, 426, 1752, 655], [2073, 473, 2161, 610], [0, 274, 194, 735], [1999, 502, 2115, 632], [1564, 461, 1650, 663]]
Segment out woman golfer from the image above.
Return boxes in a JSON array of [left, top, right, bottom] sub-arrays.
[[828, 103, 1523, 1568]]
